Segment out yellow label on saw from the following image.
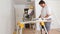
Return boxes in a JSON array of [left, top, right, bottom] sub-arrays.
[[17, 21, 24, 28], [40, 21, 45, 26], [19, 23, 24, 28]]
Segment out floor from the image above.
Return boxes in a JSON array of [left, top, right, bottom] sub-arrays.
[[22, 28, 60, 34]]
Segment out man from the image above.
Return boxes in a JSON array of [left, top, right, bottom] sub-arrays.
[[39, 0, 52, 34]]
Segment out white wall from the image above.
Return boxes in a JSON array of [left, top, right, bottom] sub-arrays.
[[0, 0, 15, 34], [14, 0, 26, 4], [14, 5, 25, 23], [35, 0, 60, 30]]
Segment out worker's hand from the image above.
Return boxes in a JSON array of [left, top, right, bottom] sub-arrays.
[[45, 14, 49, 18], [39, 15, 41, 18]]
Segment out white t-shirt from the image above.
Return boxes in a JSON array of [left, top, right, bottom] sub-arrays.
[[41, 6, 52, 19]]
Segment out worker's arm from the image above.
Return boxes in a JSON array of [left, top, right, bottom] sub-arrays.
[[45, 14, 50, 18], [39, 15, 41, 18], [45, 7, 52, 18]]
